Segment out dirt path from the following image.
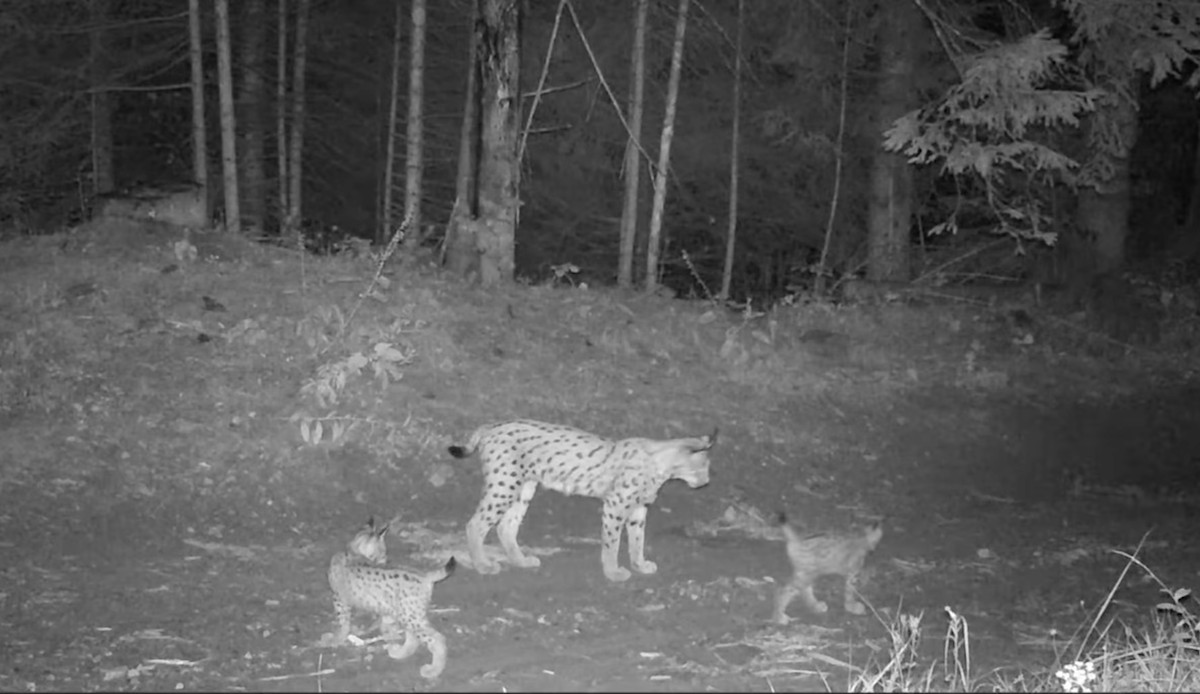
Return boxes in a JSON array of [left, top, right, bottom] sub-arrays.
[[4, 385, 1198, 692]]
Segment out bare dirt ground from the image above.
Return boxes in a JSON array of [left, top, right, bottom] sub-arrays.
[[2, 227, 1199, 692]]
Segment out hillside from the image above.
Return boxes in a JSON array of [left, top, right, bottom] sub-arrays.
[[2, 225, 1199, 691]]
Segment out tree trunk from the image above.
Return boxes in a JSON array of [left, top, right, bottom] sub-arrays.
[[215, 0, 240, 234], [1076, 79, 1139, 274], [644, 0, 689, 293], [275, 0, 289, 232], [287, 0, 311, 240], [718, 0, 743, 301], [618, 0, 649, 289], [89, 0, 114, 197], [445, 2, 481, 275], [381, 1, 404, 241], [474, 0, 521, 287], [400, 0, 427, 261], [188, 0, 208, 216], [238, 0, 266, 235], [1179, 116, 1200, 261], [865, 0, 921, 282], [814, 0, 854, 296]]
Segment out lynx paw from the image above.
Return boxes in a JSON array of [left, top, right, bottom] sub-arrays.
[[419, 663, 444, 679], [632, 559, 658, 575], [845, 601, 866, 616], [605, 566, 633, 582], [772, 612, 791, 626], [473, 559, 502, 575], [386, 641, 418, 661], [811, 600, 829, 614], [514, 555, 541, 569]]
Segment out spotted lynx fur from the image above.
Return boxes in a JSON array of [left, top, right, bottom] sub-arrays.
[[773, 512, 882, 625], [325, 517, 457, 679], [448, 419, 718, 582]]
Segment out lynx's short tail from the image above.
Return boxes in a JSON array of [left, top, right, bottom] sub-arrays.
[[775, 511, 801, 544], [428, 556, 457, 583], [447, 426, 486, 459]]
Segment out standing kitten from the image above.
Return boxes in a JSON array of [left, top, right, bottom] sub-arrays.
[[773, 512, 883, 625], [325, 517, 457, 679]]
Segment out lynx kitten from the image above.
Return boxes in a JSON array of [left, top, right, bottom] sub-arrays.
[[773, 512, 882, 625], [324, 517, 456, 679]]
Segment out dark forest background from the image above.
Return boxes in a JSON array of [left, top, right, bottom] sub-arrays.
[[2, 0, 1198, 301]]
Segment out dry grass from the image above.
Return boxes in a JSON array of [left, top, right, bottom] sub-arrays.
[[821, 536, 1200, 693]]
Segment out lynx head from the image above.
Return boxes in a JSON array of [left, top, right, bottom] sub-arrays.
[[652, 426, 718, 488], [862, 521, 884, 550], [347, 516, 390, 565]]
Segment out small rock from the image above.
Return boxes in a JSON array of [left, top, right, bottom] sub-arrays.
[[428, 462, 455, 487]]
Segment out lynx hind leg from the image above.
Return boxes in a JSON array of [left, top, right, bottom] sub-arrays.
[[625, 506, 657, 575], [774, 580, 829, 624], [418, 626, 448, 680], [495, 483, 541, 569], [383, 619, 420, 661], [800, 582, 829, 614], [600, 501, 632, 582], [466, 483, 515, 574]]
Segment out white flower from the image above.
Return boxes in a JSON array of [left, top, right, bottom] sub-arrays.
[[1054, 660, 1097, 693]]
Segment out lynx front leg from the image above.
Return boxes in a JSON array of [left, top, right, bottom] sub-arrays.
[[600, 500, 632, 582], [329, 598, 354, 643], [773, 582, 799, 625], [842, 574, 867, 615], [625, 505, 658, 575], [495, 481, 542, 569]]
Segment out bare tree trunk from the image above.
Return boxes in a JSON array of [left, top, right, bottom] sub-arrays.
[[814, 0, 853, 295], [618, 0, 648, 289], [445, 2, 481, 275], [718, 0, 743, 301], [865, 0, 920, 282], [1076, 81, 1138, 274], [239, 0, 266, 234], [89, 0, 114, 197], [644, 0, 689, 294], [188, 0, 208, 216], [275, 0, 289, 232], [381, 2, 404, 241], [400, 0, 427, 261], [475, 0, 521, 286], [287, 0, 311, 240], [1178, 117, 1200, 261], [215, 0, 240, 234]]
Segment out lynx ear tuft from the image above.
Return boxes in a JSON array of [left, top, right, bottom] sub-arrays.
[[690, 427, 718, 452]]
